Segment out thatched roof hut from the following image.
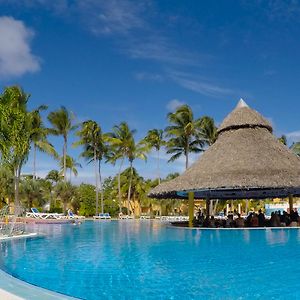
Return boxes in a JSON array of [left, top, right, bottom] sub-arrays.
[[149, 99, 300, 200]]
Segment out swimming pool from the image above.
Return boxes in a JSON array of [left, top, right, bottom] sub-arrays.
[[0, 221, 300, 299]]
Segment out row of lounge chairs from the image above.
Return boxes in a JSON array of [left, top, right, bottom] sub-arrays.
[[26, 208, 85, 220], [93, 213, 111, 220]]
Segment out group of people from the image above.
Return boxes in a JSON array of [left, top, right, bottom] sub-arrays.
[[195, 208, 300, 228]]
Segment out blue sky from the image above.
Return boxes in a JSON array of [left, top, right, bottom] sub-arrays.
[[0, 0, 300, 183]]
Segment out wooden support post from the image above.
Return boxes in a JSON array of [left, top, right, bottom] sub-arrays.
[[188, 192, 194, 227], [289, 194, 294, 214], [206, 198, 210, 218]]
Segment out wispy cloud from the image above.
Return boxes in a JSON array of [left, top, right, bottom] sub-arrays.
[[286, 130, 300, 140], [166, 99, 185, 111], [0, 16, 40, 78], [77, 0, 147, 35], [134, 72, 164, 82], [168, 70, 236, 98]]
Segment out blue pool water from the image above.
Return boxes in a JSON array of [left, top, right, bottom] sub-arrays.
[[0, 221, 300, 299]]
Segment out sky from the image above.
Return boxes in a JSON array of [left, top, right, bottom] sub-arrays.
[[1, 0, 300, 184]]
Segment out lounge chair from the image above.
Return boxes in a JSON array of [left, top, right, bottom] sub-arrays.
[[26, 208, 63, 220], [67, 209, 85, 219], [140, 215, 151, 220], [93, 213, 111, 220]]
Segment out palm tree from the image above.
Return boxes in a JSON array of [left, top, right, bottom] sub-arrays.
[[45, 169, 62, 209], [55, 181, 76, 213], [278, 135, 287, 145], [126, 138, 148, 215], [0, 86, 32, 207], [291, 142, 300, 156], [198, 116, 218, 146], [30, 106, 58, 179], [165, 104, 205, 170], [60, 155, 82, 182], [47, 106, 77, 182], [105, 122, 135, 213], [144, 129, 165, 184], [46, 170, 62, 184], [74, 120, 106, 214]]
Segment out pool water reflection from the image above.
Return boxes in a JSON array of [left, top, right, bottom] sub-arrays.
[[0, 221, 299, 299]]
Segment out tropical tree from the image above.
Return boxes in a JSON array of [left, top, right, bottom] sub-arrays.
[[165, 105, 205, 169], [60, 155, 82, 182], [105, 122, 135, 213], [55, 181, 76, 212], [46, 169, 62, 184], [125, 138, 148, 215], [20, 177, 45, 209], [74, 120, 106, 215], [47, 106, 77, 182], [0, 86, 33, 207], [45, 169, 62, 209], [198, 116, 218, 146], [0, 165, 14, 206], [144, 129, 165, 184], [278, 135, 287, 146], [291, 142, 300, 156], [30, 106, 58, 179]]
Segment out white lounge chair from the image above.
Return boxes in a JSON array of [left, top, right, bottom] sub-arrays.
[[93, 213, 111, 220], [26, 208, 63, 220]]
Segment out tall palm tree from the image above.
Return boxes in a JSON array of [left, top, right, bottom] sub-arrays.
[[0, 86, 32, 207], [31, 106, 58, 179], [165, 104, 205, 170], [74, 120, 106, 214], [126, 138, 148, 215], [47, 106, 77, 182], [60, 155, 82, 182], [144, 129, 165, 184], [105, 122, 135, 213]]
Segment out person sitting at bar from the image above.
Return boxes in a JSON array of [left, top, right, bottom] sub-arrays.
[[270, 211, 280, 227], [258, 209, 265, 227], [251, 213, 259, 227], [235, 213, 244, 227], [290, 208, 299, 227]]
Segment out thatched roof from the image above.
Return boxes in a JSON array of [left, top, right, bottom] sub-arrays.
[[149, 99, 300, 200]]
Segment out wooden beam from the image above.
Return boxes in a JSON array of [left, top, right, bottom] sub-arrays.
[[206, 198, 210, 218], [188, 192, 194, 227], [289, 194, 294, 213]]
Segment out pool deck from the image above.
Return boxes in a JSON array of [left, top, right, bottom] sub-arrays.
[[0, 269, 77, 300]]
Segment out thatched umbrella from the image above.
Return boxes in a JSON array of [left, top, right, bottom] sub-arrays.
[[149, 99, 300, 225]]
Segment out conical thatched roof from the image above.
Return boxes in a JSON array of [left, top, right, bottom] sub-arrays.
[[149, 99, 300, 200]]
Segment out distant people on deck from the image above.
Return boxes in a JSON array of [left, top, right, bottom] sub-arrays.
[[235, 214, 244, 227], [258, 209, 265, 227]]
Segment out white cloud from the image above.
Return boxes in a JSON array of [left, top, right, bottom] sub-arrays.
[[134, 72, 164, 82], [0, 16, 40, 78], [166, 99, 185, 111], [286, 130, 300, 140], [168, 70, 235, 98]]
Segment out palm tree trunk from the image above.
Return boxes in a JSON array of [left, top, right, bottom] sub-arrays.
[[118, 158, 124, 214], [157, 149, 160, 184], [63, 135, 67, 182], [185, 153, 189, 170], [14, 166, 21, 207], [98, 160, 104, 214], [185, 143, 189, 170], [33, 144, 37, 180], [94, 149, 99, 215], [127, 161, 133, 216]]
